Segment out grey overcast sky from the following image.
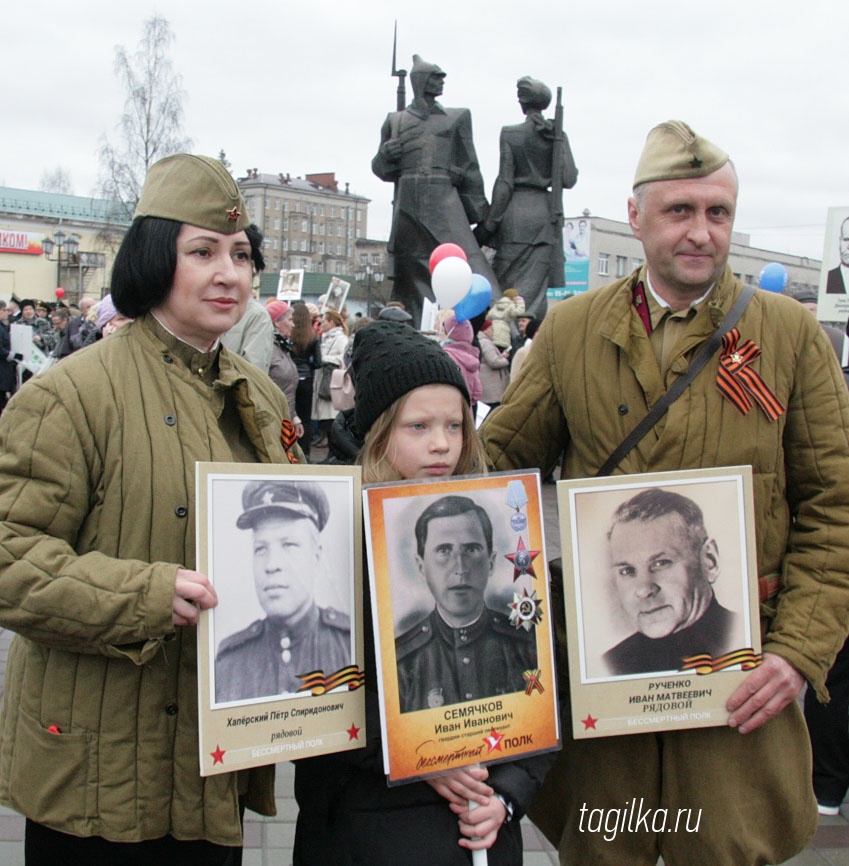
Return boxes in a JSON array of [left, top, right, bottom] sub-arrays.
[[2, 0, 844, 260]]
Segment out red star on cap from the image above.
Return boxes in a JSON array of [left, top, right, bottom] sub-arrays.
[[505, 537, 540, 580], [211, 744, 226, 765], [227, 206, 241, 222], [483, 728, 504, 752], [347, 723, 361, 741], [582, 714, 598, 731]]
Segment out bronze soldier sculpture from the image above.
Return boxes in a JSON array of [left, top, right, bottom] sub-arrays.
[[372, 54, 500, 327], [477, 77, 578, 318]]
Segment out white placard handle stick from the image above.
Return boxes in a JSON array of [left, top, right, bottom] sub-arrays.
[[467, 799, 489, 866]]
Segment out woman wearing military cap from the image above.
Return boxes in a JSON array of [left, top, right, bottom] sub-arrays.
[[0, 154, 303, 864]]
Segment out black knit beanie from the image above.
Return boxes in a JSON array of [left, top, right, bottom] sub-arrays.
[[351, 321, 470, 436]]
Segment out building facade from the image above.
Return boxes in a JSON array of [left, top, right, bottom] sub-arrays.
[[0, 168, 387, 309], [238, 171, 372, 276], [0, 188, 130, 303], [559, 212, 823, 298]]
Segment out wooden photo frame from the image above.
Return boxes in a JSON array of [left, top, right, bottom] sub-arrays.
[[364, 471, 560, 785], [557, 466, 761, 739], [196, 463, 365, 775]]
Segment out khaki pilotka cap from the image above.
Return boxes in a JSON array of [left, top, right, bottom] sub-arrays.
[[633, 120, 729, 188], [134, 153, 251, 233]]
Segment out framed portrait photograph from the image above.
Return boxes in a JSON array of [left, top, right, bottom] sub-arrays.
[[363, 470, 560, 785], [318, 277, 350, 314], [196, 463, 365, 776], [817, 206, 849, 324], [557, 466, 762, 739], [277, 268, 304, 303]]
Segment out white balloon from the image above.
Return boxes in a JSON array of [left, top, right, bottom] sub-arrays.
[[431, 256, 473, 308]]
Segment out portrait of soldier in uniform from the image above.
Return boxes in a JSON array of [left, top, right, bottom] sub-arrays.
[[395, 495, 537, 713], [215, 480, 351, 703], [319, 277, 350, 313], [278, 269, 304, 302], [602, 487, 743, 676]]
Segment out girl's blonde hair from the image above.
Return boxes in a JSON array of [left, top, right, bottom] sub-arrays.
[[358, 389, 489, 484]]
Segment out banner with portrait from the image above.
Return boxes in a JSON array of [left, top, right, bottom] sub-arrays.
[[816, 206, 849, 324], [196, 463, 365, 776], [318, 276, 351, 314], [557, 466, 761, 739], [10, 323, 49, 383], [277, 269, 304, 303], [363, 470, 560, 785]]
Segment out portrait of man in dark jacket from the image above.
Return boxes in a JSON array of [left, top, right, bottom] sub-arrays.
[[826, 216, 849, 294], [602, 487, 742, 676]]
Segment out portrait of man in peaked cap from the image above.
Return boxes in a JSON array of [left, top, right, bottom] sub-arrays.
[[213, 477, 354, 704]]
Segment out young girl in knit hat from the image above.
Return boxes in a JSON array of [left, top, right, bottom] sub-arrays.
[[293, 320, 553, 866]]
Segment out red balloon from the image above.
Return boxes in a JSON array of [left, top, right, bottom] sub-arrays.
[[55, 287, 65, 298], [429, 243, 467, 274]]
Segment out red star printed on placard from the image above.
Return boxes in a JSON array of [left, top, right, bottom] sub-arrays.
[[347, 723, 361, 741], [211, 744, 226, 765], [483, 728, 504, 753], [227, 206, 241, 222], [581, 714, 598, 731], [504, 537, 540, 581]]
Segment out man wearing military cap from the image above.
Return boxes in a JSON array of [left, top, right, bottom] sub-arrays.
[[395, 495, 536, 713], [482, 121, 849, 864], [215, 480, 351, 702]]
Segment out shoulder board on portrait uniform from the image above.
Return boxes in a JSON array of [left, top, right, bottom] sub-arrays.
[[319, 606, 350, 631], [395, 616, 434, 660], [215, 619, 266, 656]]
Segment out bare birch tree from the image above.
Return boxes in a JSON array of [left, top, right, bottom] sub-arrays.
[[40, 167, 73, 195], [98, 15, 191, 224]]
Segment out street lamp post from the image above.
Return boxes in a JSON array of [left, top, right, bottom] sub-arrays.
[[42, 229, 80, 301], [354, 264, 385, 318]]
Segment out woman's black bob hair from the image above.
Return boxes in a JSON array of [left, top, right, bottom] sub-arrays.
[[110, 218, 265, 318]]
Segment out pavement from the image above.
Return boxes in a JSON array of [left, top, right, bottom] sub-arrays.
[[0, 471, 847, 864]]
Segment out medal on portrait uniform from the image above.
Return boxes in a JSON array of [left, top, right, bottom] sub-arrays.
[[427, 688, 445, 708], [506, 479, 528, 531]]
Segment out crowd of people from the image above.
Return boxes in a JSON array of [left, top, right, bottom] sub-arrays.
[[0, 119, 848, 866], [0, 258, 539, 461], [0, 293, 132, 403]]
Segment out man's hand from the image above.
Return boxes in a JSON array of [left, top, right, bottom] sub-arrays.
[[425, 765, 493, 808], [172, 568, 218, 626], [726, 652, 804, 734]]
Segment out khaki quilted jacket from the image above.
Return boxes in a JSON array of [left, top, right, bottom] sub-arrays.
[[482, 267, 849, 698], [0, 315, 300, 844]]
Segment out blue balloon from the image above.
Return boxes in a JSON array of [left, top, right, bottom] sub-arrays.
[[759, 262, 788, 293], [453, 273, 493, 323]]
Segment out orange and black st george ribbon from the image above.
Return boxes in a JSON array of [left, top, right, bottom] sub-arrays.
[[716, 328, 785, 421]]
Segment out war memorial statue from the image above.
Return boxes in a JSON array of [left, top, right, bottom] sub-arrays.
[[476, 76, 578, 318], [372, 54, 500, 327]]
